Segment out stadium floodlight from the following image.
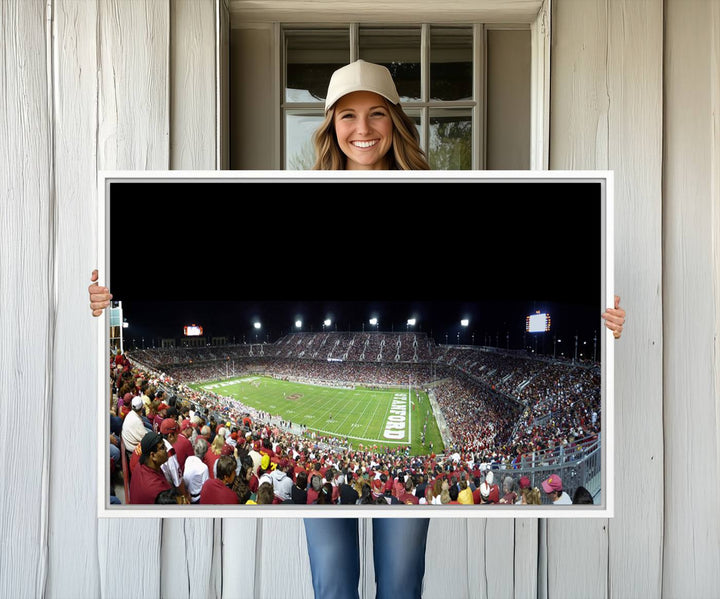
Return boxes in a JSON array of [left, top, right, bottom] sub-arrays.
[[253, 322, 261, 329], [407, 318, 416, 326], [369, 318, 377, 325], [324, 319, 331, 327], [461, 319, 469, 327], [295, 320, 302, 328]]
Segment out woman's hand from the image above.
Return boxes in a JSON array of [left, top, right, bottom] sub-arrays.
[[89, 269, 112, 317], [601, 295, 625, 339]]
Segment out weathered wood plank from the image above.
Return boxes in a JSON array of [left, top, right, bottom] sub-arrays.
[[0, 1, 52, 598], [96, 0, 169, 171], [161, 2, 219, 597], [47, 1, 102, 596], [548, 2, 665, 598], [221, 519, 258, 599], [170, 0, 216, 170], [606, 1, 664, 597], [425, 519, 472, 598], [96, 1, 169, 597], [514, 519, 539, 599], [547, 520, 608, 599], [254, 518, 314, 599], [547, 1, 610, 595], [98, 520, 163, 599], [663, 1, 720, 596]]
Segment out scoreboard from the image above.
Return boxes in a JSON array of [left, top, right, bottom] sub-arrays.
[[526, 311, 551, 333]]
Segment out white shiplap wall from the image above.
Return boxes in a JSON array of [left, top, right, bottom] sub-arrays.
[[663, 1, 720, 597], [550, 1, 664, 598], [96, 0, 168, 596], [48, 1, 101, 597], [2, 1, 719, 598], [0, 2, 52, 599]]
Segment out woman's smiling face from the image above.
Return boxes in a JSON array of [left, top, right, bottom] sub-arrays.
[[333, 90, 394, 170]]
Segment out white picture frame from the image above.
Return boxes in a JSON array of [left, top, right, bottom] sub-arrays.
[[97, 170, 614, 519]]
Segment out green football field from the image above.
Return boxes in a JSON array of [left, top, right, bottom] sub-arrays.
[[189, 375, 445, 455]]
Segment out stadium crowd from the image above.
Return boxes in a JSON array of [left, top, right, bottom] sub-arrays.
[[160, 357, 443, 388], [108, 342, 600, 507], [272, 332, 434, 363]]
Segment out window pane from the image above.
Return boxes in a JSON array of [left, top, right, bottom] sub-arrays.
[[285, 30, 350, 103], [402, 109, 423, 148], [359, 28, 421, 102], [430, 27, 473, 101], [429, 109, 472, 170], [285, 112, 324, 170]]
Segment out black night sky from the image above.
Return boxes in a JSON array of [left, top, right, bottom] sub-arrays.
[[108, 178, 606, 356]]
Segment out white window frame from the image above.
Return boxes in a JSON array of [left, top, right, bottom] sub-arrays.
[[226, 0, 550, 170]]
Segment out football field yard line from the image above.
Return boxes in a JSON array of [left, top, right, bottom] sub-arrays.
[[353, 392, 379, 440], [376, 391, 393, 443], [406, 387, 412, 444], [317, 389, 377, 442], [298, 388, 325, 418], [367, 393, 393, 441], [191, 376, 419, 448], [308, 428, 407, 445], [335, 394, 365, 432], [294, 384, 338, 421]]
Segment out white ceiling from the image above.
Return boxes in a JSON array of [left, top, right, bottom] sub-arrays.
[[228, 0, 545, 25]]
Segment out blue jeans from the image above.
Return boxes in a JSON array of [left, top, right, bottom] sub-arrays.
[[303, 518, 430, 599]]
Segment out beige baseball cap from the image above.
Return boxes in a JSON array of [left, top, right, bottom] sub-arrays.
[[324, 59, 400, 112]]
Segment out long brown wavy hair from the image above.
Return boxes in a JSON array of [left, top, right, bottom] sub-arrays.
[[312, 98, 430, 171]]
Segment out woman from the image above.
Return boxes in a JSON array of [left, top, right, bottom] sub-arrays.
[[231, 453, 254, 504], [521, 486, 542, 505], [428, 477, 444, 505], [289, 60, 433, 598], [312, 60, 428, 172], [89, 59, 626, 599], [203, 431, 224, 478], [499, 475, 518, 505], [316, 482, 335, 505]]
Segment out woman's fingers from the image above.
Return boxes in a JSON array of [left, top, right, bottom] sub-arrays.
[[89, 269, 112, 316], [601, 296, 625, 340]]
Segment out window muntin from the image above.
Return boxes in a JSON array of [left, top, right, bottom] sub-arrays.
[[281, 24, 528, 171]]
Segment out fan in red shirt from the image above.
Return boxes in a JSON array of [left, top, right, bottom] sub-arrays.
[[160, 418, 193, 472], [397, 477, 420, 505], [200, 455, 238, 504], [129, 432, 171, 504]]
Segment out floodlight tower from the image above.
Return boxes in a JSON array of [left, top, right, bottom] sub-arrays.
[[109, 300, 126, 354], [593, 330, 598, 361], [574, 333, 578, 362], [254, 321, 261, 342]]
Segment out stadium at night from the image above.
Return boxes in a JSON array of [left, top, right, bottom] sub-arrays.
[[106, 177, 605, 509]]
